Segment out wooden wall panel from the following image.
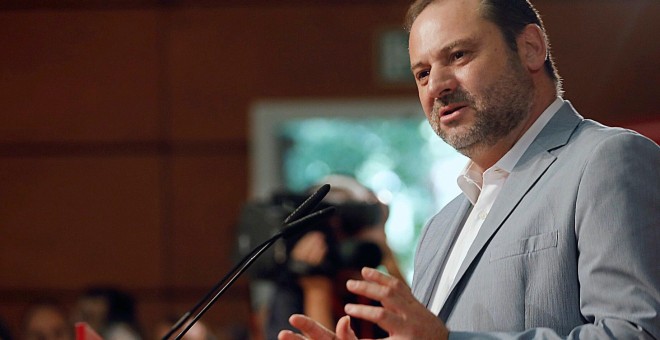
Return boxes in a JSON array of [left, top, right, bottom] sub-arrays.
[[0, 9, 161, 142], [165, 4, 411, 142], [536, 1, 660, 124], [0, 156, 162, 288], [166, 8, 258, 141], [167, 152, 248, 287], [249, 4, 412, 96]]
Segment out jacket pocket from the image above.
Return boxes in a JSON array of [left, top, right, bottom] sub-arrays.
[[489, 230, 558, 262]]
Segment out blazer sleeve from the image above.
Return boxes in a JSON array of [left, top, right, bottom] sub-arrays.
[[451, 131, 660, 339]]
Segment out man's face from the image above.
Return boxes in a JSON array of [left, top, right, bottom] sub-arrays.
[[409, 0, 534, 157]]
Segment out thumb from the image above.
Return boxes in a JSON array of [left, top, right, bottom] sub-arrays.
[[335, 315, 358, 340]]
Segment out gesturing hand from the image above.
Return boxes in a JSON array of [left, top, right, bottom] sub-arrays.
[[343, 267, 448, 339], [278, 314, 357, 340], [278, 267, 449, 340]]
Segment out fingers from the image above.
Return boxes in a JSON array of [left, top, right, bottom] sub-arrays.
[[344, 303, 402, 332], [278, 329, 307, 340], [360, 266, 392, 284], [344, 301, 449, 339], [343, 268, 450, 339], [281, 314, 360, 340], [287, 314, 336, 340], [346, 267, 410, 308]]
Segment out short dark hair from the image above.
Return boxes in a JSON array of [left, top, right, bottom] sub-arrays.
[[405, 0, 562, 92]]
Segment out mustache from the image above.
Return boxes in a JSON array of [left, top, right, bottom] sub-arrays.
[[435, 88, 474, 108], [433, 88, 475, 115]]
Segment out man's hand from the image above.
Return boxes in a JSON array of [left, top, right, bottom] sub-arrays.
[[344, 267, 449, 339], [278, 314, 357, 340], [278, 267, 449, 340]]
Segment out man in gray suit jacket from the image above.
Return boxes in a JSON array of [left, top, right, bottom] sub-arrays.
[[278, 0, 659, 339]]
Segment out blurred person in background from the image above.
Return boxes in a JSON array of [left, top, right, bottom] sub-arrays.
[[21, 299, 73, 340], [72, 286, 142, 340]]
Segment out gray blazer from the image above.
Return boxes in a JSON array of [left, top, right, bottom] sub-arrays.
[[412, 102, 659, 339]]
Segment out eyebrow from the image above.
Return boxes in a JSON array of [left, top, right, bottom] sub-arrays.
[[410, 36, 480, 72]]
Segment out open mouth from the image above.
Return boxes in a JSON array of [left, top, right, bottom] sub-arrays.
[[440, 104, 468, 116]]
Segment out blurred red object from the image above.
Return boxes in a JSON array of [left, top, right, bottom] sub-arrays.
[[75, 322, 103, 340]]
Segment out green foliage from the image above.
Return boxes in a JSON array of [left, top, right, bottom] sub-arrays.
[[279, 117, 464, 280]]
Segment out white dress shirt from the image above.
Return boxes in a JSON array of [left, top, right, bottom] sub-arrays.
[[429, 97, 565, 314]]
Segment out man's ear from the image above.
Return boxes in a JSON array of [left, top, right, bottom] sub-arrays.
[[517, 24, 548, 72]]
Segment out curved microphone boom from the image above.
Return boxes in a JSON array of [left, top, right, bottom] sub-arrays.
[[162, 185, 334, 340]]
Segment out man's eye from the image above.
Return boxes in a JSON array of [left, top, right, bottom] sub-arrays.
[[416, 70, 430, 80], [451, 51, 466, 61]]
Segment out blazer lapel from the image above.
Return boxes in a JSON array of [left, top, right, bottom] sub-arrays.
[[419, 197, 472, 308], [439, 102, 583, 316]]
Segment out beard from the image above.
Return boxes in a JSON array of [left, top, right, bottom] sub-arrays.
[[429, 55, 534, 158]]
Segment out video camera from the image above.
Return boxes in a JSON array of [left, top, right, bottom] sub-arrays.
[[235, 190, 385, 281]]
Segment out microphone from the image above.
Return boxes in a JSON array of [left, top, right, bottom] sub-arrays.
[[283, 183, 330, 224], [162, 185, 334, 340]]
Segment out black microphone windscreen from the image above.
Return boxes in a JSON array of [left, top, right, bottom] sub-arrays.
[[283, 184, 331, 224]]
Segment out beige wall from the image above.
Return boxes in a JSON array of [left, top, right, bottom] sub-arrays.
[[0, 1, 658, 338]]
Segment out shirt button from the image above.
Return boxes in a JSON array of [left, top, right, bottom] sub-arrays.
[[478, 211, 488, 220]]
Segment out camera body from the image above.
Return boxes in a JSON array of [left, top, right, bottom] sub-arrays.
[[235, 191, 384, 281]]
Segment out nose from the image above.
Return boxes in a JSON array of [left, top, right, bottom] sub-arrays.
[[427, 66, 457, 100]]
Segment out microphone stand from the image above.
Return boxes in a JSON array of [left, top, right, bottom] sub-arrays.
[[162, 185, 333, 340], [173, 231, 282, 339], [161, 233, 267, 340]]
